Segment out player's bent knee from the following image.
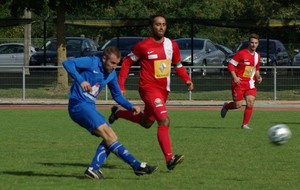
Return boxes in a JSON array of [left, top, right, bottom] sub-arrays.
[[141, 120, 154, 129], [143, 125, 152, 129], [157, 117, 170, 126]]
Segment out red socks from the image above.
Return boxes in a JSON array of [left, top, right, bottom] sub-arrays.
[[243, 106, 253, 125], [226, 102, 235, 110], [157, 125, 173, 163], [116, 110, 142, 124]]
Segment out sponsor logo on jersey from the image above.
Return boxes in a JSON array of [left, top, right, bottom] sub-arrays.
[[154, 98, 163, 107], [148, 54, 158, 59]]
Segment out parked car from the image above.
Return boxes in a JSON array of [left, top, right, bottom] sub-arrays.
[[292, 49, 300, 66], [225, 39, 291, 75], [291, 49, 300, 74], [0, 43, 36, 73], [100, 36, 145, 57], [100, 36, 145, 71], [214, 43, 233, 66], [175, 38, 225, 76], [29, 37, 101, 68], [215, 43, 233, 57]]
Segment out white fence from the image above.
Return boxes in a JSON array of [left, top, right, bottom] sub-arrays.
[[1, 65, 300, 101]]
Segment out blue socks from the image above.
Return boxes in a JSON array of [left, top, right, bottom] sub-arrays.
[[89, 141, 110, 170], [89, 141, 141, 170], [108, 141, 141, 170]]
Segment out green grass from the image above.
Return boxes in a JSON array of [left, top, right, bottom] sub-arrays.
[[0, 108, 299, 190]]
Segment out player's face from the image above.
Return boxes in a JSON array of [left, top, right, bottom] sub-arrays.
[[248, 38, 259, 52], [151, 16, 167, 41], [102, 54, 120, 73]]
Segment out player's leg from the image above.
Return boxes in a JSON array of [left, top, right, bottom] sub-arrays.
[[242, 89, 256, 129], [108, 105, 155, 128], [69, 103, 157, 178], [108, 105, 144, 124], [109, 89, 156, 129], [221, 85, 243, 118], [92, 124, 158, 175], [85, 141, 109, 179], [147, 91, 184, 170]]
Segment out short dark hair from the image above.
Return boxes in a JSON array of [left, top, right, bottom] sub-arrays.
[[249, 33, 260, 41], [149, 14, 166, 26], [103, 46, 121, 59]]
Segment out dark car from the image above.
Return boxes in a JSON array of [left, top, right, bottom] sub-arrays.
[[29, 37, 101, 68], [175, 38, 225, 76], [100, 36, 145, 57], [99, 36, 145, 73], [226, 39, 291, 75], [99, 36, 145, 70]]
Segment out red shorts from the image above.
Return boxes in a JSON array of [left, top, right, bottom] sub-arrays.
[[139, 88, 169, 121], [232, 85, 256, 101]]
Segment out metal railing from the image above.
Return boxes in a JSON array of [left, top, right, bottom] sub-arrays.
[[1, 65, 300, 101]]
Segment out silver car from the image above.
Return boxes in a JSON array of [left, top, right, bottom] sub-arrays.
[[293, 49, 300, 66], [175, 38, 225, 76], [0, 43, 36, 72]]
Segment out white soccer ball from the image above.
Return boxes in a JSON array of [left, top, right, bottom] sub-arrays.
[[268, 124, 292, 145]]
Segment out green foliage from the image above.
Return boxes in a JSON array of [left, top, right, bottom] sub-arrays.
[[0, 0, 299, 48], [0, 109, 300, 189]]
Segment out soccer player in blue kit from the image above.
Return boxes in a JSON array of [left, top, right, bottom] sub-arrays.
[[63, 46, 158, 179]]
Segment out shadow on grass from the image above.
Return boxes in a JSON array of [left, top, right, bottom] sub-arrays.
[[1, 171, 86, 179], [1, 163, 135, 180], [175, 125, 236, 129], [37, 162, 126, 170]]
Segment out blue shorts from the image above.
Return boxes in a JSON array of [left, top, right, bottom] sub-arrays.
[[68, 100, 109, 132]]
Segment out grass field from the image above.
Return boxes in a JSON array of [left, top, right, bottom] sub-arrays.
[[0, 108, 299, 190]]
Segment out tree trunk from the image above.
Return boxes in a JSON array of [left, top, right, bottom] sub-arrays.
[[55, 1, 68, 93]]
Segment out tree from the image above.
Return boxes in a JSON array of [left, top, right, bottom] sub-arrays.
[[3, 0, 114, 92]]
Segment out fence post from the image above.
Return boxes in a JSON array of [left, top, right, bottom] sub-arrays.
[[273, 66, 277, 100], [22, 66, 26, 100], [189, 67, 192, 101], [105, 85, 108, 101]]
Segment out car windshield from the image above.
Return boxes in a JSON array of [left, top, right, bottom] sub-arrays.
[[257, 41, 276, 52], [43, 39, 92, 51], [176, 39, 204, 50], [0, 44, 24, 54], [43, 40, 56, 51], [101, 38, 144, 51]]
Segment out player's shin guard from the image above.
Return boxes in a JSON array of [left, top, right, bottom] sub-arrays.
[[89, 141, 110, 170], [157, 125, 173, 163], [243, 106, 253, 125], [108, 141, 141, 170]]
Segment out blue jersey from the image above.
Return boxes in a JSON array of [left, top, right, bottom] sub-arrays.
[[63, 56, 133, 110]]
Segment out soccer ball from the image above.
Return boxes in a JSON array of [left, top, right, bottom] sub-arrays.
[[268, 124, 291, 145]]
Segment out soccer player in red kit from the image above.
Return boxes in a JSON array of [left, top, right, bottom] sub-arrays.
[[109, 14, 194, 170], [221, 33, 262, 129]]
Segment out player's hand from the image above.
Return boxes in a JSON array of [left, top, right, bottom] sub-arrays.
[[186, 80, 194, 91], [121, 90, 126, 96], [131, 106, 141, 115], [81, 81, 92, 92], [257, 75, 262, 84], [234, 77, 241, 84]]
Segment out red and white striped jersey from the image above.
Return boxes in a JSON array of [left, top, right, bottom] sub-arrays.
[[118, 37, 185, 92], [228, 48, 261, 89]]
